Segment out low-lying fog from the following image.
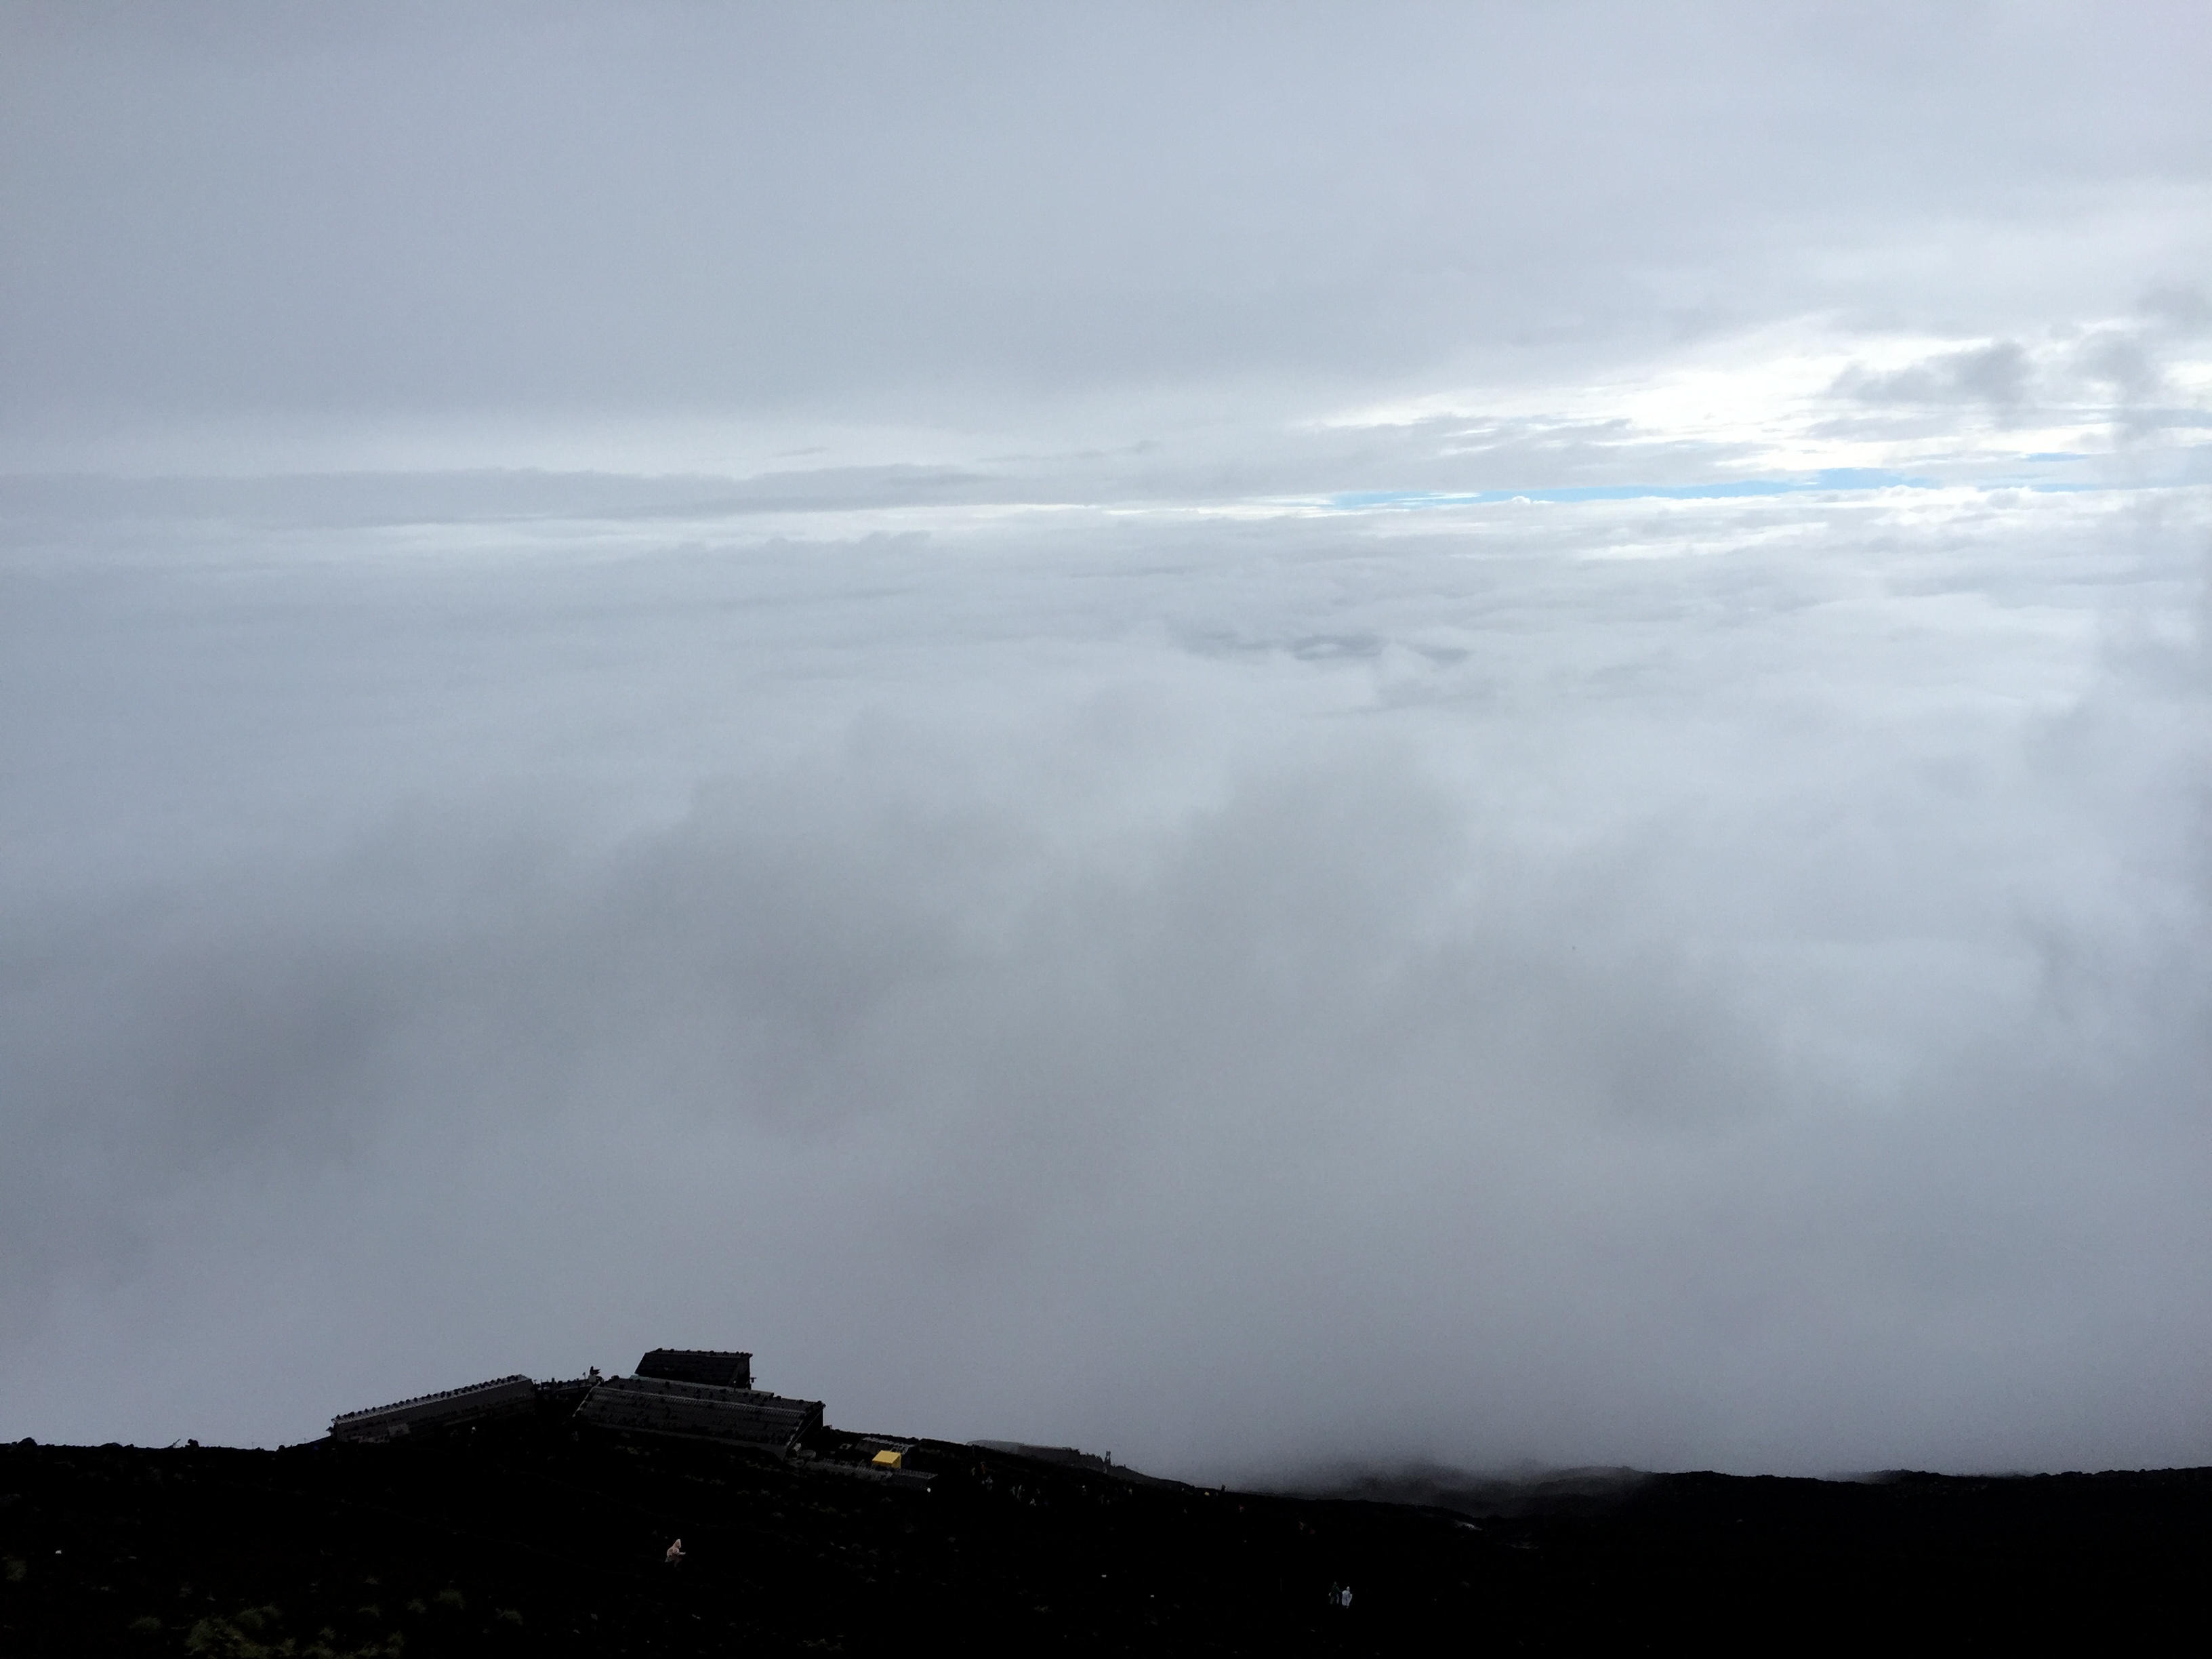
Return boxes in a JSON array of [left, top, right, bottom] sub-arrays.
[[5, 479, 2206, 1475]]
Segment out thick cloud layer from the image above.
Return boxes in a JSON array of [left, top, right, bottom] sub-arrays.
[[7, 2, 2212, 466], [4, 481, 2207, 1473], [2, 5, 2209, 1474]]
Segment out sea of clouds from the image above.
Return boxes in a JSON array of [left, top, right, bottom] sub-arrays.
[[4, 474, 2206, 1475], [5, 1, 2210, 1479]]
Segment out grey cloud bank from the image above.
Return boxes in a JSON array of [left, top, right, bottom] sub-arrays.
[[7, 3, 2211, 454], [3, 5, 2210, 1478], [6, 485, 2207, 1474]]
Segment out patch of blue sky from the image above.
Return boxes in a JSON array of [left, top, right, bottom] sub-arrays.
[[1326, 469, 1940, 512]]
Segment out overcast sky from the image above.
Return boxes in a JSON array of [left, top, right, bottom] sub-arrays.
[[3, 3, 2210, 1477]]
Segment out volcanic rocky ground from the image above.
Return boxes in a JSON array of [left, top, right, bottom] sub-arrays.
[[3, 1405, 2208, 1654]]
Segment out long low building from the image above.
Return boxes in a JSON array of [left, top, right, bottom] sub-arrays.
[[575, 1373, 823, 1452], [329, 1374, 539, 1443]]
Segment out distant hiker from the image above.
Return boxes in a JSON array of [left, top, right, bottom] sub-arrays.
[[665, 1539, 686, 1565]]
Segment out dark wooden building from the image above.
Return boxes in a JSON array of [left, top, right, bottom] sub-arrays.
[[574, 1374, 823, 1452], [633, 1348, 753, 1389], [329, 1375, 537, 1443]]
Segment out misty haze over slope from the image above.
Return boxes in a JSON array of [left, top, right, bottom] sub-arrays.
[[3, 4, 2209, 1477]]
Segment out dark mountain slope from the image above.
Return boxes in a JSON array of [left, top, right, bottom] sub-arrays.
[[4, 1418, 2207, 1654]]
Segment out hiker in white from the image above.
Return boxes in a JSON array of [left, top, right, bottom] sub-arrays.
[[665, 1538, 686, 1565]]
